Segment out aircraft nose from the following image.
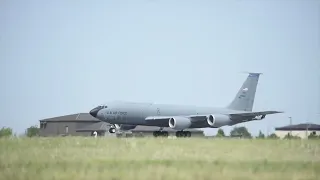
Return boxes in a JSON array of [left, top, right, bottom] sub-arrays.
[[89, 107, 100, 118]]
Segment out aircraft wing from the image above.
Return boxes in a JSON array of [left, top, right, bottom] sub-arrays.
[[145, 110, 283, 126], [145, 115, 207, 122]]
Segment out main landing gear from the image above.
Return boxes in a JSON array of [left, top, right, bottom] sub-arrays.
[[176, 131, 191, 137], [153, 131, 169, 137], [152, 130, 192, 137]]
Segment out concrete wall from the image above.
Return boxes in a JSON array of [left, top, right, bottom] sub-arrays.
[[275, 130, 320, 139], [39, 121, 96, 137]]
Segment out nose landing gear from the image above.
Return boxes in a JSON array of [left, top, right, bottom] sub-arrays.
[[108, 127, 116, 133]]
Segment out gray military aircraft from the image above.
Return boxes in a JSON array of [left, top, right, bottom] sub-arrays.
[[89, 73, 283, 137]]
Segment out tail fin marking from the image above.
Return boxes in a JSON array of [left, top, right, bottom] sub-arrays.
[[226, 73, 262, 111]]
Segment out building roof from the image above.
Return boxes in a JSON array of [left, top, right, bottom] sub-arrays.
[[275, 123, 320, 131], [131, 126, 203, 133], [39, 113, 101, 122], [76, 122, 111, 132]]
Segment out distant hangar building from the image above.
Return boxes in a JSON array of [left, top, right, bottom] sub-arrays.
[[274, 123, 320, 139], [39, 113, 205, 137]]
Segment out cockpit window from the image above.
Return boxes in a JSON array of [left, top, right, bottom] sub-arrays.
[[97, 104, 108, 109], [99, 105, 108, 109], [98, 105, 108, 109]]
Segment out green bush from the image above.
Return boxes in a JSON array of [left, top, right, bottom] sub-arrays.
[[257, 130, 265, 139], [308, 132, 320, 139], [230, 126, 252, 138], [25, 125, 40, 137], [284, 133, 300, 139], [267, 133, 279, 139], [216, 128, 225, 137], [0, 127, 13, 138]]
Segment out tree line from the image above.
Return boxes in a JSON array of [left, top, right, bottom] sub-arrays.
[[0, 125, 319, 139], [0, 125, 39, 138], [215, 126, 320, 139]]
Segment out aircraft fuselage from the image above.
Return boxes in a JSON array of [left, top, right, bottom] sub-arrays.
[[95, 101, 242, 128]]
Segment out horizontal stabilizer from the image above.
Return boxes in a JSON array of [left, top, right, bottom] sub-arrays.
[[228, 110, 283, 118]]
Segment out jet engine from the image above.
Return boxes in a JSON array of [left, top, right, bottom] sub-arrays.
[[206, 114, 232, 127], [168, 117, 191, 130]]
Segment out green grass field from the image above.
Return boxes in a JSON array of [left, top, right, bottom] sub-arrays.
[[1, 137, 320, 180]]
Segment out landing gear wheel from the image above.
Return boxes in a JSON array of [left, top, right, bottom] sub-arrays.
[[109, 128, 116, 133], [153, 131, 169, 137], [176, 131, 191, 138], [153, 131, 158, 137], [176, 131, 182, 137], [186, 131, 191, 137], [162, 131, 169, 137]]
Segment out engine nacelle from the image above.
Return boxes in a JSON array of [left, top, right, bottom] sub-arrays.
[[207, 114, 232, 127], [168, 117, 191, 130]]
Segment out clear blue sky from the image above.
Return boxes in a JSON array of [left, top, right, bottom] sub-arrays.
[[1, 0, 319, 136]]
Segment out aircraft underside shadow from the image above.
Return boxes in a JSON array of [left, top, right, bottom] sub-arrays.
[[109, 125, 193, 138]]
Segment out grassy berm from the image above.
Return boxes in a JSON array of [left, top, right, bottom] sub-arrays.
[[0, 137, 320, 180]]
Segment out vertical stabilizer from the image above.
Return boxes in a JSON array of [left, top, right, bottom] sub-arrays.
[[226, 73, 262, 111]]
